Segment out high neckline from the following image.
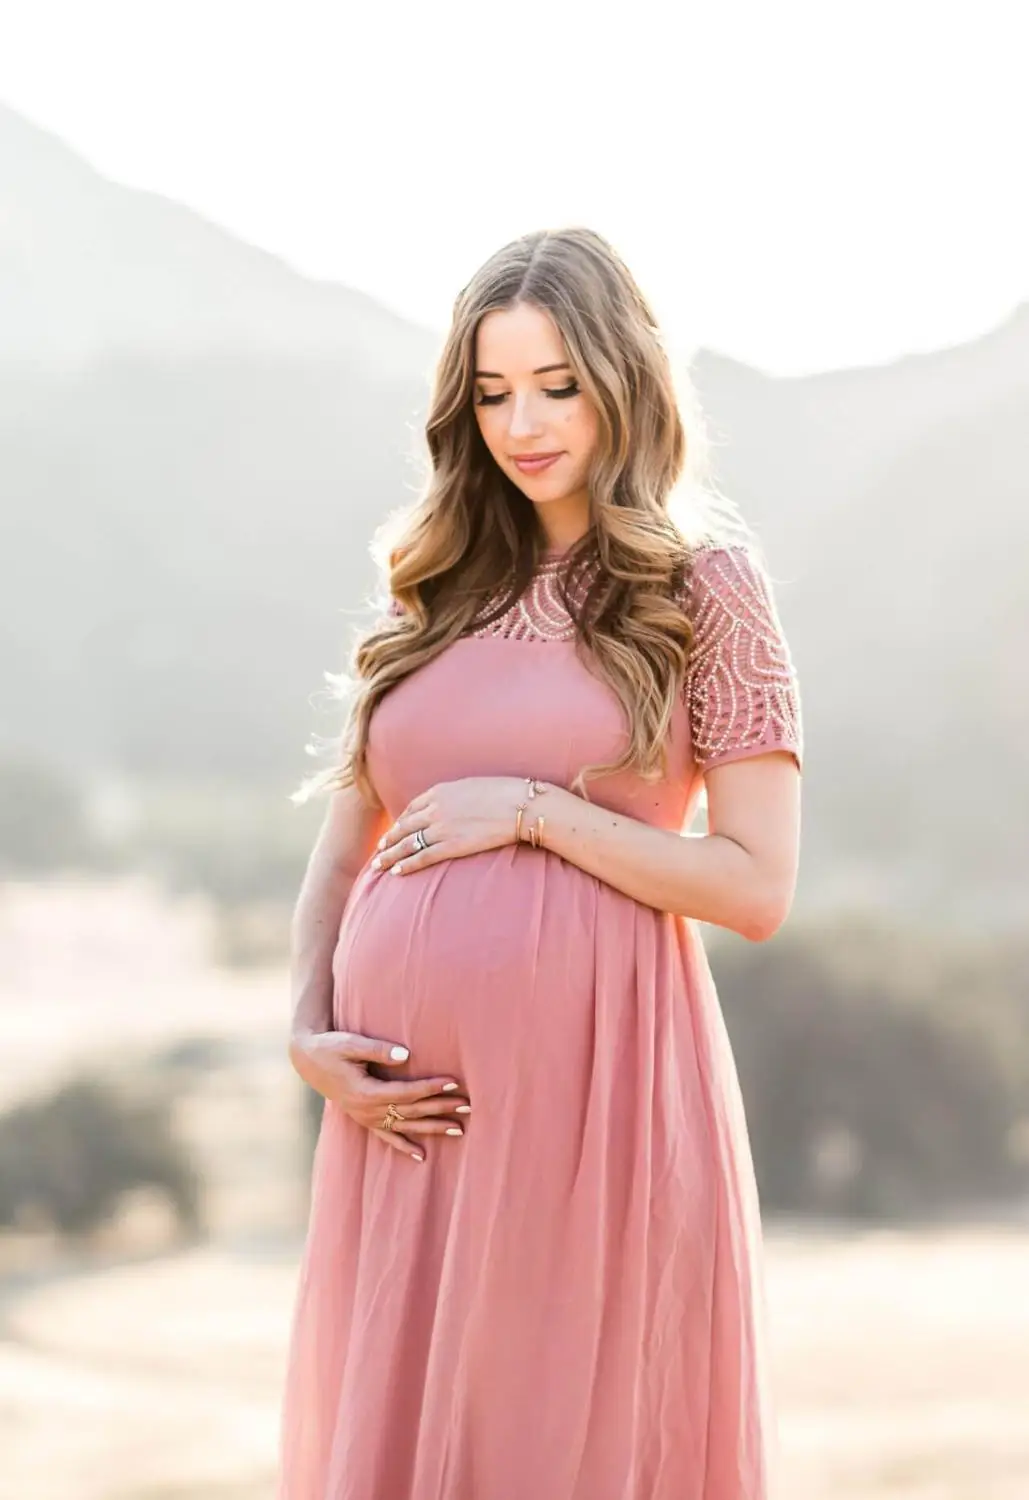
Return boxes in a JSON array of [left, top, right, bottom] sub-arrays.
[[537, 530, 591, 561], [536, 547, 575, 572]]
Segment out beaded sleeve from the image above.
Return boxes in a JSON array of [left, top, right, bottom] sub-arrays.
[[683, 544, 803, 774]]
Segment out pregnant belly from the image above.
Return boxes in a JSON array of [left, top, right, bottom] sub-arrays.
[[331, 849, 710, 1215], [332, 846, 613, 1087]]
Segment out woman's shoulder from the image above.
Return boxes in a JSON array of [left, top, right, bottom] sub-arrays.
[[679, 535, 803, 771], [678, 536, 783, 622]]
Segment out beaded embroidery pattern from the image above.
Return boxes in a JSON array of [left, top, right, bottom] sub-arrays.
[[464, 554, 587, 642], [387, 543, 802, 769], [682, 545, 802, 769]]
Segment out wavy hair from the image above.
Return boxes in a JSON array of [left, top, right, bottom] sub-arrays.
[[294, 226, 748, 808]]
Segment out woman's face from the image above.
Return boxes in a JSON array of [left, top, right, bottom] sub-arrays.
[[472, 301, 600, 522]]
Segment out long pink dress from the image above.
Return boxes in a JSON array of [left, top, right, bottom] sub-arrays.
[[278, 541, 803, 1500]]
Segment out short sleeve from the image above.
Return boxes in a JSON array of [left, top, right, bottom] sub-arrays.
[[684, 544, 803, 774]]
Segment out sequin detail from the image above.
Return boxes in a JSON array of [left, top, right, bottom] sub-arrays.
[[465, 557, 590, 642], [684, 544, 803, 771]]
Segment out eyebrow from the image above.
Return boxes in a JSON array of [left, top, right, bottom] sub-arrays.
[[473, 363, 572, 378]]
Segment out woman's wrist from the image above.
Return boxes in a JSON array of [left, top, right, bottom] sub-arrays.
[[288, 1031, 319, 1087], [512, 776, 553, 846]]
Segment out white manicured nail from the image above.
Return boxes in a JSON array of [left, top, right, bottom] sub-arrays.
[[441, 1082, 459, 1092], [455, 1105, 471, 1114], [446, 1127, 463, 1136], [390, 1045, 409, 1061]]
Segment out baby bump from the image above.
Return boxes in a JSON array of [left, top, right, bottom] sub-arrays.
[[332, 848, 615, 1090], [332, 851, 714, 1216]]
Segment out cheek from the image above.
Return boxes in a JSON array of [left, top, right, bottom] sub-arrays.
[[563, 403, 600, 457], [474, 407, 506, 458]]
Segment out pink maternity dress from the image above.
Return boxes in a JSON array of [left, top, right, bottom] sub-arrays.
[[278, 540, 803, 1500]]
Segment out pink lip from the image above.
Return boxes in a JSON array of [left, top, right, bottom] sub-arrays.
[[512, 453, 563, 473]]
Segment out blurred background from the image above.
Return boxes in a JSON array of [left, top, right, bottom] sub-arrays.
[[1, 3, 1027, 1497]]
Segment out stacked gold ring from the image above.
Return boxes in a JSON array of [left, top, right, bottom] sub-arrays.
[[381, 1104, 405, 1132]]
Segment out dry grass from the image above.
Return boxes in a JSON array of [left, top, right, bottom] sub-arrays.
[[2, 1227, 1026, 1500], [767, 1223, 1029, 1498]]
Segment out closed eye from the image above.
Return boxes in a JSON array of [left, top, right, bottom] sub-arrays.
[[475, 382, 580, 407]]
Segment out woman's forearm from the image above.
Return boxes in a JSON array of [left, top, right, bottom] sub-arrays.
[[289, 855, 357, 1042], [289, 786, 386, 1049], [379, 771, 796, 939], [533, 784, 788, 940]]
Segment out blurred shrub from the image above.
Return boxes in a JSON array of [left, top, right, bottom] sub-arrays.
[[0, 1073, 204, 1241], [0, 754, 96, 873], [0, 761, 320, 905], [712, 916, 1029, 1220], [117, 776, 318, 903], [209, 897, 292, 968], [149, 1036, 238, 1072]]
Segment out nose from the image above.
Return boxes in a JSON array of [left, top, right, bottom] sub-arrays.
[[507, 390, 544, 440]]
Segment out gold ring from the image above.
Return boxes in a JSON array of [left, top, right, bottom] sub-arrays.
[[381, 1104, 404, 1132]]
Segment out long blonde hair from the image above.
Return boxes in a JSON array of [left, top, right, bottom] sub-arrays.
[[295, 226, 748, 808]]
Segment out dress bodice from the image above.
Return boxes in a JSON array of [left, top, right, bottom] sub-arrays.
[[372, 542, 802, 830]]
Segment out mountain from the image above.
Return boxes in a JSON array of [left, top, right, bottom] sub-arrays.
[[693, 309, 1029, 922], [0, 103, 435, 378], [1, 103, 1027, 927], [0, 104, 438, 780]]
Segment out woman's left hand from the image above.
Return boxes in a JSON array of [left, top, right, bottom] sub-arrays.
[[372, 777, 533, 876]]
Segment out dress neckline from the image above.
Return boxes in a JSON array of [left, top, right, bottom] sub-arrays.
[[538, 531, 592, 562]]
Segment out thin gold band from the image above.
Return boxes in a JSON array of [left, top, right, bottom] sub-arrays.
[[515, 778, 548, 850]]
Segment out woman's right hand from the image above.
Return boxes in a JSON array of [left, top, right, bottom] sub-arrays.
[[288, 1029, 470, 1162]]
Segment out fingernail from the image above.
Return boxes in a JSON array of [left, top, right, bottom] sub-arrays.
[[446, 1127, 463, 1136], [390, 864, 402, 876], [390, 1045, 409, 1061], [377, 836, 386, 849], [371, 855, 381, 871], [455, 1104, 471, 1114], [412, 1152, 425, 1162], [441, 1082, 459, 1092]]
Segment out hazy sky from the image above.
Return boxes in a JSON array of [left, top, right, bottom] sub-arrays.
[[2, 0, 1026, 375]]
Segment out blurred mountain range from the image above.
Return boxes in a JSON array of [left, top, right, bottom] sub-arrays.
[[2, 104, 1027, 926]]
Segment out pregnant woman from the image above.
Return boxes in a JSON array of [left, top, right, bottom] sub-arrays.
[[278, 226, 803, 1499]]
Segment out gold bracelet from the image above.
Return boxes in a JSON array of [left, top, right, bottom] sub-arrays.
[[514, 777, 549, 846], [528, 779, 548, 849]]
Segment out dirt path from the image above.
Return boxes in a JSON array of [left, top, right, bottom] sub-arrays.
[[1, 1224, 1027, 1500]]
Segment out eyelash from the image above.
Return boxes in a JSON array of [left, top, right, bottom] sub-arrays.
[[475, 381, 580, 407]]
